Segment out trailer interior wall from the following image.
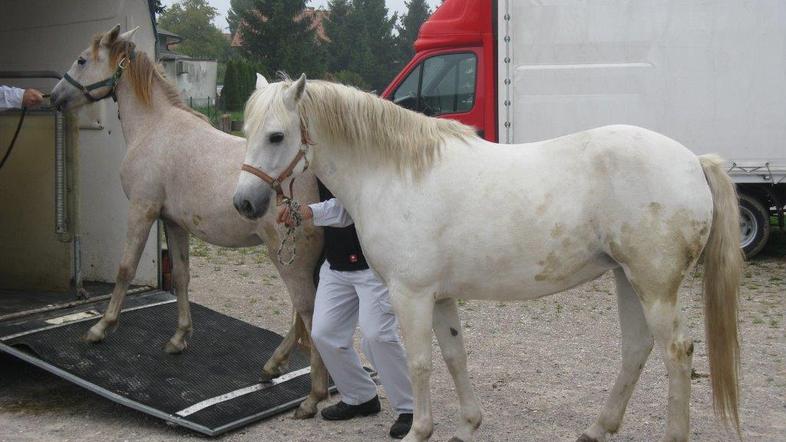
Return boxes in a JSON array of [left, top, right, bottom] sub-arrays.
[[498, 0, 786, 169], [0, 0, 158, 290]]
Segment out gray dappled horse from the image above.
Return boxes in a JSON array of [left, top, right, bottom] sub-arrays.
[[50, 26, 328, 419]]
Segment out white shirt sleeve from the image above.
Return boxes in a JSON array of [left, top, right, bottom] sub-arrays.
[[308, 198, 355, 228], [0, 86, 24, 110]]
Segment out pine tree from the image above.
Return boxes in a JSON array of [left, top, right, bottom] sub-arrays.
[[350, 0, 398, 91], [222, 59, 238, 110], [397, 0, 431, 62], [239, 0, 326, 78], [222, 59, 259, 110], [324, 0, 353, 73]]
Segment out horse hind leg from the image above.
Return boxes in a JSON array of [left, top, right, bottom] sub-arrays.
[[293, 310, 330, 419], [433, 298, 482, 442], [261, 244, 328, 419], [84, 201, 159, 343], [579, 268, 654, 442], [588, 264, 693, 442], [162, 220, 193, 354], [642, 293, 693, 442], [260, 310, 299, 380]]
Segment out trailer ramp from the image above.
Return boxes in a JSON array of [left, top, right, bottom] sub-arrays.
[[0, 292, 316, 436]]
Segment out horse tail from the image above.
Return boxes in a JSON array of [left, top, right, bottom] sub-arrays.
[[699, 154, 743, 434]]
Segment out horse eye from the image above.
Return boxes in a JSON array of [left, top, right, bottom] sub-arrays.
[[269, 132, 285, 144], [77, 57, 86, 66]]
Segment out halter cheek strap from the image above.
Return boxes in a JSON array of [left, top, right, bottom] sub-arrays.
[[63, 48, 136, 103]]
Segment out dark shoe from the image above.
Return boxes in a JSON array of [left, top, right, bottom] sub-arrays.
[[321, 396, 381, 421], [389, 413, 413, 439]]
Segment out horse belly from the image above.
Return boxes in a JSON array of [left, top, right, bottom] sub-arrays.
[[162, 202, 263, 248], [438, 246, 616, 302]]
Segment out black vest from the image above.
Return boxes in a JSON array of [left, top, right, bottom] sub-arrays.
[[318, 181, 369, 271]]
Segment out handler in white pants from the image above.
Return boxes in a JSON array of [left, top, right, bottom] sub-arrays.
[[278, 183, 413, 439]]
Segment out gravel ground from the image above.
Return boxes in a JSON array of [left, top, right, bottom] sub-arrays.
[[1, 233, 784, 442]]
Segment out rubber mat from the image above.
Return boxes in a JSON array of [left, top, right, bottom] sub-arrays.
[[0, 301, 315, 436]]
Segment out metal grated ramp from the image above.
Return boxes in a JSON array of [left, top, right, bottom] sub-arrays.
[[0, 299, 316, 436]]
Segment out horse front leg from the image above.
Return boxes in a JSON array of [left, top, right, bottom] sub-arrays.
[[84, 201, 159, 343], [162, 220, 192, 354], [391, 288, 436, 442], [433, 298, 482, 442]]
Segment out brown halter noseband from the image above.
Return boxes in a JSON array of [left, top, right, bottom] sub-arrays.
[[240, 121, 313, 203]]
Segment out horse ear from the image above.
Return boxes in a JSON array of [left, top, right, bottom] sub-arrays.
[[100, 24, 122, 46], [256, 73, 269, 90], [284, 73, 306, 109], [119, 26, 140, 42]]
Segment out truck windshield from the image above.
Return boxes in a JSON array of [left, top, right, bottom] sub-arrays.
[[392, 52, 476, 116]]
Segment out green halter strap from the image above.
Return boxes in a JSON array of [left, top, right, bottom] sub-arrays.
[[62, 47, 136, 103]]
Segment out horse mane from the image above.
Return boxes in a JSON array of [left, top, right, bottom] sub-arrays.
[[245, 78, 477, 176], [91, 34, 210, 123]]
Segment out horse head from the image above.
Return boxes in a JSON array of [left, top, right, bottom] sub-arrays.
[[51, 24, 139, 110], [234, 73, 309, 220]]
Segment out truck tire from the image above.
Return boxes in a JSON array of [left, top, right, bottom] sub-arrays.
[[739, 192, 770, 258]]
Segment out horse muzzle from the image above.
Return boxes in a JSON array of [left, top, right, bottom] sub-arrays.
[[233, 186, 271, 220]]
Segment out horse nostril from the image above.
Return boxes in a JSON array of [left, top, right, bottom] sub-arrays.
[[241, 200, 253, 216]]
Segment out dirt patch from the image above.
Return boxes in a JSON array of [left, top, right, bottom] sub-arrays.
[[1, 236, 784, 441]]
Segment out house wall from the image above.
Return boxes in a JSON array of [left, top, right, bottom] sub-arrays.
[[160, 59, 218, 107]]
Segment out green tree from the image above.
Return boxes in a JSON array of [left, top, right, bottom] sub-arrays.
[[397, 0, 431, 62], [351, 0, 398, 91], [323, 0, 399, 91], [221, 59, 258, 110], [239, 0, 326, 78], [158, 0, 230, 60], [324, 0, 353, 73]]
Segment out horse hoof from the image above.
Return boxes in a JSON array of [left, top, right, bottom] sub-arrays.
[[259, 369, 281, 382], [83, 327, 106, 343], [292, 405, 317, 419], [577, 434, 601, 442], [164, 340, 186, 354]]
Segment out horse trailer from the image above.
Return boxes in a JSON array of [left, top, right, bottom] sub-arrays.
[[1, 0, 317, 434], [382, 0, 786, 257]]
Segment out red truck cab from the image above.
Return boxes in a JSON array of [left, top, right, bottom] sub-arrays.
[[381, 0, 498, 141]]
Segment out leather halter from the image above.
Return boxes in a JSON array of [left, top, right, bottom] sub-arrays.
[[241, 123, 313, 203], [63, 49, 135, 103]]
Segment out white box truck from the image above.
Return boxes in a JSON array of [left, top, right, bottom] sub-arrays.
[[381, 0, 785, 257]]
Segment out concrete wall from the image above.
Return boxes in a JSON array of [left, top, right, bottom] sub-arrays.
[[161, 59, 218, 106]]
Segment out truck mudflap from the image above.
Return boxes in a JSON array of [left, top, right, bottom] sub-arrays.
[[0, 293, 318, 436]]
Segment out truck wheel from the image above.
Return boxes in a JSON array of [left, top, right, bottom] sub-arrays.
[[739, 193, 770, 258]]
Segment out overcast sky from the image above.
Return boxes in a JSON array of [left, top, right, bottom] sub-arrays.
[[162, 0, 443, 33]]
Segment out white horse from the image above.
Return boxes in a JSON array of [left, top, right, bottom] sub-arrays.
[[50, 26, 329, 418], [234, 75, 743, 442]]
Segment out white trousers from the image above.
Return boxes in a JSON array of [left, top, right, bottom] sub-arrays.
[[311, 261, 414, 414]]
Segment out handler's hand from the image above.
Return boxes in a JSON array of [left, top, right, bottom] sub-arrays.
[[22, 89, 44, 108], [277, 205, 313, 228]]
